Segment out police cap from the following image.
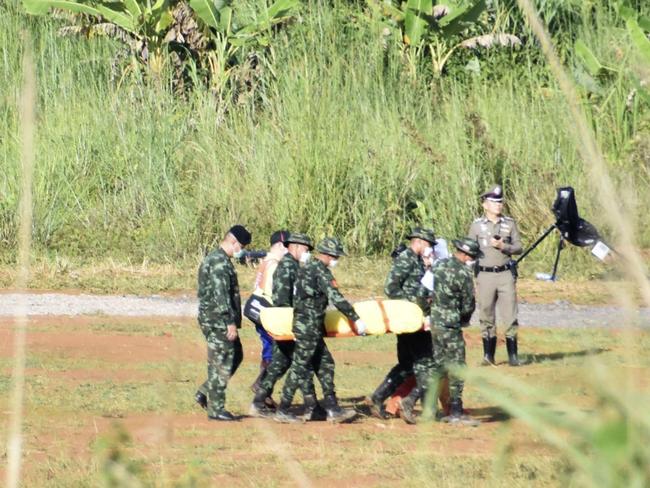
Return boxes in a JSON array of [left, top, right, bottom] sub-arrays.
[[480, 184, 504, 202]]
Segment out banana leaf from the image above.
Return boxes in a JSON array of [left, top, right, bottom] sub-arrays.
[[627, 18, 650, 65], [122, 0, 141, 19], [267, 0, 299, 20], [439, 0, 486, 39], [403, 0, 432, 46], [574, 39, 617, 78], [23, 0, 101, 16], [96, 4, 136, 33], [188, 0, 222, 31]]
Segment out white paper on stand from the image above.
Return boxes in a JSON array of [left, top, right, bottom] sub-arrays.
[[591, 241, 610, 261], [421, 270, 434, 291]]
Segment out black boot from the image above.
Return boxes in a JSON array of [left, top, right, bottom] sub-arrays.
[[301, 394, 318, 422], [506, 337, 520, 366], [249, 387, 274, 418], [250, 359, 271, 393], [322, 394, 357, 424], [440, 398, 479, 426], [195, 390, 207, 410], [482, 337, 497, 365], [274, 400, 300, 424], [367, 377, 397, 419], [399, 387, 421, 425]]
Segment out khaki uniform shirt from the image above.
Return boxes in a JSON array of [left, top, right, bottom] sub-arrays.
[[468, 216, 522, 267]]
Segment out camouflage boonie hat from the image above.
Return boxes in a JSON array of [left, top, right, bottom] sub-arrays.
[[406, 227, 437, 245], [316, 237, 347, 257], [286, 232, 314, 250], [452, 238, 483, 258]]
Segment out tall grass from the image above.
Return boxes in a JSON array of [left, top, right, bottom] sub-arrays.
[[1, 0, 648, 278]]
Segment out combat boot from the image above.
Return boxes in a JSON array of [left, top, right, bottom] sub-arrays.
[[506, 337, 520, 366], [440, 399, 479, 426], [249, 388, 274, 418], [366, 377, 396, 419], [195, 390, 207, 411], [399, 387, 421, 425], [208, 410, 237, 421], [322, 394, 357, 424], [274, 400, 300, 424], [301, 394, 318, 422], [482, 337, 496, 365]]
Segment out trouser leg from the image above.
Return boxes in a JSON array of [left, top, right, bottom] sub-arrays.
[[280, 334, 318, 406], [477, 273, 498, 339], [497, 272, 519, 339], [206, 333, 235, 416], [261, 341, 294, 394], [311, 338, 335, 398], [255, 323, 275, 363]]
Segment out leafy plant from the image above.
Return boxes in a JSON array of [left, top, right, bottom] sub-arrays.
[[22, 0, 299, 92], [369, 0, 520, 76]]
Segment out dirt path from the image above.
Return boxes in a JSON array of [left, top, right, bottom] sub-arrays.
[[0, 292, 648, 327]]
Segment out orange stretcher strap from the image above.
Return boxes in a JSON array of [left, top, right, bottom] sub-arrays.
[[376, 299, 391, 333]]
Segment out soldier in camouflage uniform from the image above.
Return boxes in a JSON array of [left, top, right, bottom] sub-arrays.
[[468, 185, 523, 366], [249, 233, 320, 418], [373, 228, 437, 424], [275, 237, 367, 424], [194, 225, 251, 421], [430, 237, 480, 424]]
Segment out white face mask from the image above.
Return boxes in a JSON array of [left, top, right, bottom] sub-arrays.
[[299, 251, 311, 264], [233, 246, 244, 259], [465, 260, 476, 268], [329, 259, 339, 269], [423, 246, 434, 258]]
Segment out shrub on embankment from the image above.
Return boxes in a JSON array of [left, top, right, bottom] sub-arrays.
[[1, 0, 649, 277]]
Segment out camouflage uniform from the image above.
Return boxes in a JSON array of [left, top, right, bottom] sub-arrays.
[[383, 248, 434, 396], [196, 248, 244, 417], [279, 259, 360, 405], [430, 255, 476, 404], [259, 252, 300, 395]]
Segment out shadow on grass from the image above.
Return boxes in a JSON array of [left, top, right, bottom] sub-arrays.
[[519, 347, 609, 364], [467, 406, 511, 423]]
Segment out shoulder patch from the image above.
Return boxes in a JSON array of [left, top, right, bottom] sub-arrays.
[[330, 279, 338, 288]]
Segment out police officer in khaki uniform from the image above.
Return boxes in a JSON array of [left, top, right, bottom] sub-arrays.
[[467, 185, 523, 366]]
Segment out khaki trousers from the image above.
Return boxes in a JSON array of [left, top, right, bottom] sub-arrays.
[[477, 271, 518, 339]]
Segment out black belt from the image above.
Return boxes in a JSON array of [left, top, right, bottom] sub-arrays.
[[478, 263, 512, 273]]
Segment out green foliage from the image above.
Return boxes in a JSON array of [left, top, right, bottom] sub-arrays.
[[466, 362, 650, 486], [1, 0, 649, 271]]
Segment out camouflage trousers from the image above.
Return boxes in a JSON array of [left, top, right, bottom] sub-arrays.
[[197, 322, 243, 416], [260, 340, 317, 397], [280, 329, 335, 405], [430, 326, 466, 402]]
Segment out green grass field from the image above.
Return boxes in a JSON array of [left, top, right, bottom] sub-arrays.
[[1, 315, 648, 486]]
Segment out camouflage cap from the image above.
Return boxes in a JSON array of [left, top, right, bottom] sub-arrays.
[[452, 238, 483, 258], [286, 232, 314, 250], [406, 227, 437, 245], [316, 237, 347, 257], [480, 184, 504, 202]]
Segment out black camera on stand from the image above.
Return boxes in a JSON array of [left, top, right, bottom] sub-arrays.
[[517, 187, 611, 281]]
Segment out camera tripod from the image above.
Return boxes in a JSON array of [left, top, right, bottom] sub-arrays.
[[516, 223, 565, 281]]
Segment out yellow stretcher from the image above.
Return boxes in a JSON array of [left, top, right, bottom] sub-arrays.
[[259, 300, 424, 340]]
